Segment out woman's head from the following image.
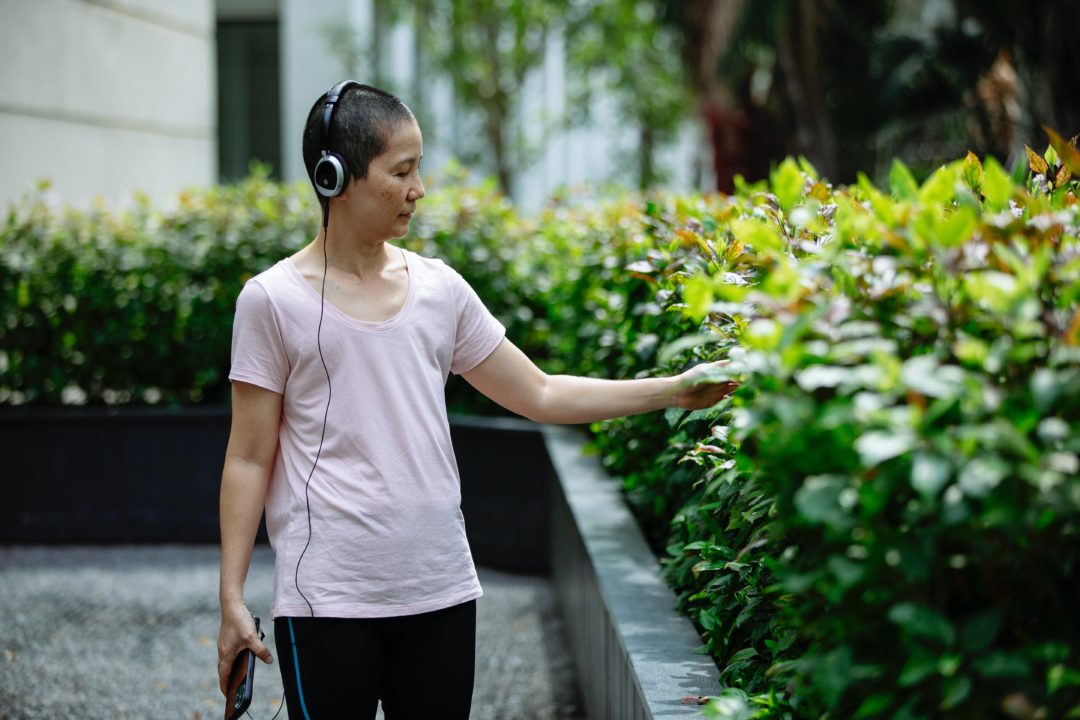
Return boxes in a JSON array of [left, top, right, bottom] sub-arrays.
[[302, 83, 416, 197]]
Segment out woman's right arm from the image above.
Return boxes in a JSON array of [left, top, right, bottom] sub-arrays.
[[217, 380, 282, 694]]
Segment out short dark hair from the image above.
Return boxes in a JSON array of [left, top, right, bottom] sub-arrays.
[[301, 83, 414, 195]]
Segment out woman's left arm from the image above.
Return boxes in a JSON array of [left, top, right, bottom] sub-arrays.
[[461, 338, 737, 425]]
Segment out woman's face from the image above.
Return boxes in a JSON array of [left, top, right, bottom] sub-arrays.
[[340, 118, 425, 241]]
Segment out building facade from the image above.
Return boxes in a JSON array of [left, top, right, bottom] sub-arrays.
[[1, 0, 708, 211], [0, 0, 217, 207]]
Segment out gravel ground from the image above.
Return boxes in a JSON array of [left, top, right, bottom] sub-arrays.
[[0, 546, 585, 720]]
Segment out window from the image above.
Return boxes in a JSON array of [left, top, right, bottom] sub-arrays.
[[216, 21, 282, 182]]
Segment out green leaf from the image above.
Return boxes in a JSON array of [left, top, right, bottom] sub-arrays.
[[657, 331, 718, 365], [854, 693, 894, 719], [742, 318, 783, 351], [962, 151, 984, 194], [815, 647, 855, 708], [963, 270, 1019, 314], [704, 689, 755, 720], [898, 655, 939, 686], [1045, 126, 1080, 175], [826, 555, 865, 589], [683, 277, 714, 320], [859, 172, 896, 223], [940, 675, 971, 710], [772, 158, 805, 212], [1048, 664, 1080, 693], [972, 652, 1030, 678], [794, 475, 847, 526], [957, 456, 1008, 498], [731, 218, 784, 254], [911, 453, 951, 498], [960, 611, 1001, 653], [889, 159, 919, 201], [919, 165, 957, 205], [1031, 368, 1061, 411], [936, 206, 978, 247], [888, 603, 956, 646], [901, 355, 968, 399], [856, 430, 916, 467], [16, 279, 31, 308], [727, 647, 759, 664], [982, 157, 1014, 211], [952, 335, 990, 368], [796, 364, 853, 390]]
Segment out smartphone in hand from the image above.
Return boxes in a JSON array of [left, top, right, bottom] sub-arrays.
[[225, 616, 263, 720]]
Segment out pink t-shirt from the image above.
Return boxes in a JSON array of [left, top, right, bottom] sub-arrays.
[[228, 248, 505, 618]]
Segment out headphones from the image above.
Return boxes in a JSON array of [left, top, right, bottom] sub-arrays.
[[313, 80, 362, 198]]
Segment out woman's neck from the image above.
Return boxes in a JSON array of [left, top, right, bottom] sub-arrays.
[[316, 228, 395, 278]]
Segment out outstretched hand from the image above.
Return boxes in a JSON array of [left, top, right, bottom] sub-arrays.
[[672, 361, 740, 411]]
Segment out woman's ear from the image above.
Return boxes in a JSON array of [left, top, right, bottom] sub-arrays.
[[335, 177, 355, 201]]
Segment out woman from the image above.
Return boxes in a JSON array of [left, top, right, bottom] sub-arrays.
[[217, 81, 734, 719]]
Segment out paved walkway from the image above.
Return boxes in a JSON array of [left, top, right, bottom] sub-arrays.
[[0, 546, 585, 720]]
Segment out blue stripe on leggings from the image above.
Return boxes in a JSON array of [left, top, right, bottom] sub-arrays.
[[287, 618, 312, 720]]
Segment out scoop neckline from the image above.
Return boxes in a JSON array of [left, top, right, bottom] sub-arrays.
[[282, 247, 416, 332]]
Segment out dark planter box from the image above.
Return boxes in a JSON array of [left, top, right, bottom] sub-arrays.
[[0, 407, 550, 573]]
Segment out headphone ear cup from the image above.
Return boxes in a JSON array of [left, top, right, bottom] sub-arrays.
[[314, 152, 349, 198]]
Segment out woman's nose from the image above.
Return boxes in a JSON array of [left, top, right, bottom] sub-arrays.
[[409, 178, 425, 201]]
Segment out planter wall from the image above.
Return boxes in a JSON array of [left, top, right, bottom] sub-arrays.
[[543, 425, 722, 720]]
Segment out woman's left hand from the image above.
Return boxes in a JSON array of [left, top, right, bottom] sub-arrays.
[[672, 361, 740, 410]]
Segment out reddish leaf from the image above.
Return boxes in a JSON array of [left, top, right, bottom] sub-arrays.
[[1025, 145, 1049, 176], [1067, 307, 1080, 346], [1044, 125, 1080, 176], [681, 695, 711, 705], [1056, 163, 1073, 187]]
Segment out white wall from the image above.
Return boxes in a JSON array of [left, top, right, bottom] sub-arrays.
[[279, 0, 359, 184], [0, 0, 216, 208]]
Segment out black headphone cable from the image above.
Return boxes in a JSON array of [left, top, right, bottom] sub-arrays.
[[294, 203, 334, 619]]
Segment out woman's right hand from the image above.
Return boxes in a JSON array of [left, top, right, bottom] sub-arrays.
[[217, 601, 274, 695]]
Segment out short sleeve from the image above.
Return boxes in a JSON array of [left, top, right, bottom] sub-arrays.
[[448, 269, 506, 375], [229, 280, 289, 393]]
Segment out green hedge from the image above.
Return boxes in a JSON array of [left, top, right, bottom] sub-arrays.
[[0, 170, 543, 409], [0, 172, 311, 405], [579, 145, 1080, 718], [3, 143, 1078, 718]]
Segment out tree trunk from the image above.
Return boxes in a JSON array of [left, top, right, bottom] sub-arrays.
[[674, 0, 747, 190], [487, 106, 513, 197], [639, 124, 655, 189], [775, 0, 836, 177]]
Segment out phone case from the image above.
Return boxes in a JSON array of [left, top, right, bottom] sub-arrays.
[[225, 648, 255, 720], [225, 617, 261, 720]]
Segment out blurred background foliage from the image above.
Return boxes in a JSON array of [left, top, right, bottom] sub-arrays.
[[682, 0, 1080, 186], [331, 0, 1079, 195]]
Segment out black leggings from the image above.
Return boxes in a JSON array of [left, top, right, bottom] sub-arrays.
[[274, 599, 476, 720]]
